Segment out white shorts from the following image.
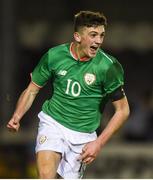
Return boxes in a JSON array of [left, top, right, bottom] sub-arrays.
[[35, 111, 97, 179]]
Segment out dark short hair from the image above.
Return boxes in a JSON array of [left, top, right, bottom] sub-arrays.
[[74, 10, 107, 32]]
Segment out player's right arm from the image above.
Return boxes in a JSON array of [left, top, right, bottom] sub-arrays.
[[7, 81, 41, 132]]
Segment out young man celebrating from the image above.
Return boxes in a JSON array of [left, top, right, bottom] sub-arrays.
[[7, 10, 130, 178]]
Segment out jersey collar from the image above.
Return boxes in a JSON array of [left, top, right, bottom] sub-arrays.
[[70, 42, 91, 62]]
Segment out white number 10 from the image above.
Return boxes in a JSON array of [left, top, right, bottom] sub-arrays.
[[65, 79, 81, 97]]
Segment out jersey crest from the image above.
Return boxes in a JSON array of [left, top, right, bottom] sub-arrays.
[[39, 135, 47, 144], [84, 73, 96, 85]]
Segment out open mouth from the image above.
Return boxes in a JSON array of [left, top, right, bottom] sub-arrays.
[[90, 46, 98, 51], [90, 46, 98, 54]]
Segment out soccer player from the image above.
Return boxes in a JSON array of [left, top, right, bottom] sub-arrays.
[[7, 10, 130, 179]]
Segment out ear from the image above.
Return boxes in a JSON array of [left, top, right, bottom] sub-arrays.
[[74, 32, 81, 43]]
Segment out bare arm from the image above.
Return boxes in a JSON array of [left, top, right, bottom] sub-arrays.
[[7, 81, 41, 132], [96, 96, 130, 146], [80, 96, 130, 164]]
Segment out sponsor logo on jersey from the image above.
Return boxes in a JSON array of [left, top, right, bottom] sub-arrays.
[[84, 73, 96, 85], [58, 70, 67, 76], [39, 135, 47, 144]]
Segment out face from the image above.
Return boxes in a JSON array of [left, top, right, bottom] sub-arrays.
[[74, 25, 105, 58]]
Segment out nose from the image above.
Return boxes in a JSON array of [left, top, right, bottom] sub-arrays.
[[95, 36, 103, 44]]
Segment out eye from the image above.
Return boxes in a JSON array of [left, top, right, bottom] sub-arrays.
[[90, 33, 96, 38], [100, 32, 105, 38]]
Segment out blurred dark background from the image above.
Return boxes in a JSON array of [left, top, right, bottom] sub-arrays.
[[0, 0, 153, 178]]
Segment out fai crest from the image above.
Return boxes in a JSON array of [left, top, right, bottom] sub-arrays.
[[84, 73, 96, 85], [39, 135, 47, 144]]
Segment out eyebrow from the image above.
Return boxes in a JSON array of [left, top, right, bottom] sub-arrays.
[[89, 31, 105, 35]]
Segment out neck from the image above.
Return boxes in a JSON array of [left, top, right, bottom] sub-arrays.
[[70, 42, 90, 61]]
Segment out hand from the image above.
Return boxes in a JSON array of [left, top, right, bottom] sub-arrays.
[[79, 140, 101, 165], [7, 116, 20, 132]]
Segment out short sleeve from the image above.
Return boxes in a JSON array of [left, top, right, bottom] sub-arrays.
[[103, 61, 124, 95], [31, 51, 52, 87]]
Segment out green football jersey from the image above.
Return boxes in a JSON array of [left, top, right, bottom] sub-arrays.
[[32, 43, 124, 133]]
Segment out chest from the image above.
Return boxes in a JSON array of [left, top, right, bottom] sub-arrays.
[[54, 58, 103, 86], [50, 58, 106, 97]]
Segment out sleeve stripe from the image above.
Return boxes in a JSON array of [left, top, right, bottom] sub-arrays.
[[100, 51, 113, 63], [30, 73, 43, 88]]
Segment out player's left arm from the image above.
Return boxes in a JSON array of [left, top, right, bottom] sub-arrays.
[[97, 95, 130, 146], [80, 88, 130, 164]]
